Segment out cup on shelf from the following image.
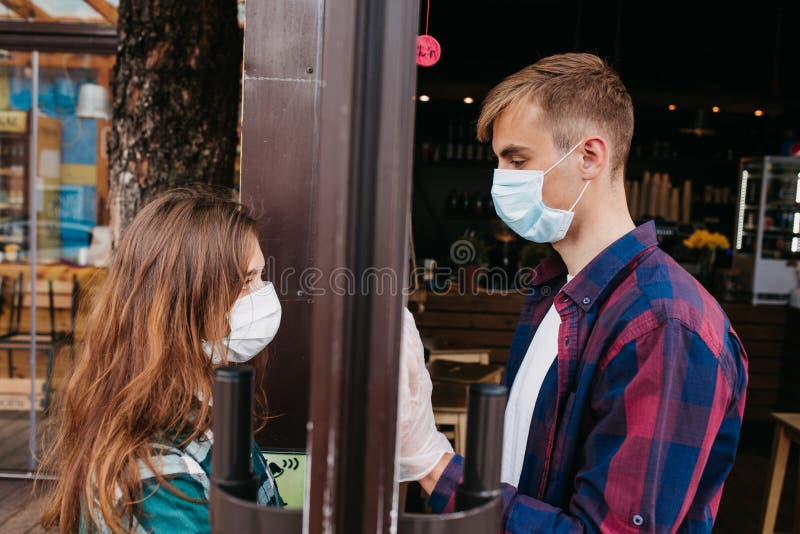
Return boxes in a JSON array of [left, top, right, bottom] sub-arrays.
[[77, 246, 89, 266], [4, 243, 19, 262]]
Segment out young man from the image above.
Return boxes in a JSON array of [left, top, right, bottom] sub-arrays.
[[397, 53, 748, 532]]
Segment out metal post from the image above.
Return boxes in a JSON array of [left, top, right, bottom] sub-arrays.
[[28, 50, 39, 472]]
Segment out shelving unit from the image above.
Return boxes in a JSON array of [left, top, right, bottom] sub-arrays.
[[0, 110, 30, 251], [733, 156, 800, 305]]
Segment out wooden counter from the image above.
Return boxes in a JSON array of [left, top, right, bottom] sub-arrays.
[[411, 290, 796, 421], [411, 290, 524, 364]]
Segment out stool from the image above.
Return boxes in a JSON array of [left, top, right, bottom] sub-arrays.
[[760, 412, 800, 534]]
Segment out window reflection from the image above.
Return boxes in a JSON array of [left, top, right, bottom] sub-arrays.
[[0, 52, 113, 264], [0, 50, 114, 473], [0, 0, 116, 25]]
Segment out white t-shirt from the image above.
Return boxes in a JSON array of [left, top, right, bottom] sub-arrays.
[[501, 275, 572, 486]]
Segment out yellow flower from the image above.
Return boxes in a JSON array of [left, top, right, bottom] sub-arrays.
[[683, 230, 730, 251]]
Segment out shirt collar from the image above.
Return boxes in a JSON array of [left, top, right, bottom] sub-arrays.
[[560, 220, 658, 311], [530, 250, 568, 287]]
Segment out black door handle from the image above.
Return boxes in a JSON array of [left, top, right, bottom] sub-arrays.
[[210, 368, 507, 533], [210, 366, 304, 532], [398, 383, 508, 534]]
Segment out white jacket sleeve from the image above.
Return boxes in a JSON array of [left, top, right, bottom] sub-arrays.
[[396, 307, 454, 482]]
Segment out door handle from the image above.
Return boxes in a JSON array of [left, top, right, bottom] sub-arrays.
[[210, 369, 507, 533], [398, 383, 507, 534], [210, 366, 303, 532]]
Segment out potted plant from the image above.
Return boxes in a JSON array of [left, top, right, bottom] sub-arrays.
[[682, 229, 730, 289]]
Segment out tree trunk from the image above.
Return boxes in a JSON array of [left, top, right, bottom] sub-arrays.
[[108, 0, 242, 241]]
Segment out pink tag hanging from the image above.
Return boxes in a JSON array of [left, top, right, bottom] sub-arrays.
[[416, 0, 440, 67], [416, 35, 441, 67]]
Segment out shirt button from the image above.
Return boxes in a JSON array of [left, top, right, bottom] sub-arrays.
[[560, 296, 569, 303], [564, 337, 569, 346], [632, 514, 644, 527], [582, 297, 591, 305]]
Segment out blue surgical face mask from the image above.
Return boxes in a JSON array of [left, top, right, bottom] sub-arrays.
[[491, 141, 588, 243]]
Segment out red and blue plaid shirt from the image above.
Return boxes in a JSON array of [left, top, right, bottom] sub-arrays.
[[429, 221, 748, 533]]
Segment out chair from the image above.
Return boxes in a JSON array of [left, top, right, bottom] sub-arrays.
[[0, 272, 79, 411]]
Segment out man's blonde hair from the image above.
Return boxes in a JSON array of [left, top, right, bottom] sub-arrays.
[[477, 53, 634, 174]]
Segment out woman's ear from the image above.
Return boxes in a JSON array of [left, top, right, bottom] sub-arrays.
[[579, 136, 608, 180]]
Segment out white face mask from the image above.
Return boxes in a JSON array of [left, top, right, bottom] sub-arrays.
[[491, 141, 589, 243], [204, 282, 282, 364]]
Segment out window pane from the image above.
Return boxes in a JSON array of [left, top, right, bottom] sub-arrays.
[[0, 0, 116, 25], [0, 51, 35, 472], [0, 50, 114, 472]]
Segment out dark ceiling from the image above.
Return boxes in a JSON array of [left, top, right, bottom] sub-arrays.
[[416, 0, 798, 118]]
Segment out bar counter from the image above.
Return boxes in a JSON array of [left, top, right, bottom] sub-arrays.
[[410, 289, 796, 422]]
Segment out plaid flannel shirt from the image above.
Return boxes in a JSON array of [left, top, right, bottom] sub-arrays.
[[82, 431, 284, 533], [429, 221, 748, 533]]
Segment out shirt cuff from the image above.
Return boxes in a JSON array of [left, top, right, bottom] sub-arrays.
[[427, 453, 463, 514]]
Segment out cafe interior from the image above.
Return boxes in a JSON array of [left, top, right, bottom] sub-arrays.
[[0, 0, 800, 531]]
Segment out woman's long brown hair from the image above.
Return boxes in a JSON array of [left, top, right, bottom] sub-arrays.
[[39, 187, 267, 533]]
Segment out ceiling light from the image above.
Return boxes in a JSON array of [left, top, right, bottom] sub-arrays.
[[419, 94, 430, 102]]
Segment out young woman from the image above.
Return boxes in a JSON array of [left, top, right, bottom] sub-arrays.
[[40, 188, 284, 533]]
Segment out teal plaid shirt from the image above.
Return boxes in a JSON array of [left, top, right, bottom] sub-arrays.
[[83, 430, 284, 533]]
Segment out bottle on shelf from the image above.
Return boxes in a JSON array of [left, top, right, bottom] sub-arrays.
[[10, 143, 25, 206], [681, 180, 692, 224], [432, 143, 441, 163], [475, 143, 484, 162], [471, 191, 485, 217], [445, 189, 460, 217], [465, 121, 475, 161], [461, 190, 471, 214], [669, 187, 680, 222], [630, 180, 640, 219], [419, 142, 432, 163], [0, 142, 10, 168], [639, 171, 651, 218], [647, 172, 660, 217], [445, 118, 455, 161], [659, 173, 671, 218], [455, 118, 465, 161]]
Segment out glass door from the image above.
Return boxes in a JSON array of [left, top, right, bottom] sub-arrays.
[[0, 48, 114, 476], [0, 51, 35, 472]]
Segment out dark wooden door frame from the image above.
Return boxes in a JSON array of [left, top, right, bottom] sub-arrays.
[[307, 0, 419, 531], [243, 0, 419, 531]]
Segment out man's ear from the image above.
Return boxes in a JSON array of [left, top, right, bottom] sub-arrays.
[[579, 136, 608, 180]]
